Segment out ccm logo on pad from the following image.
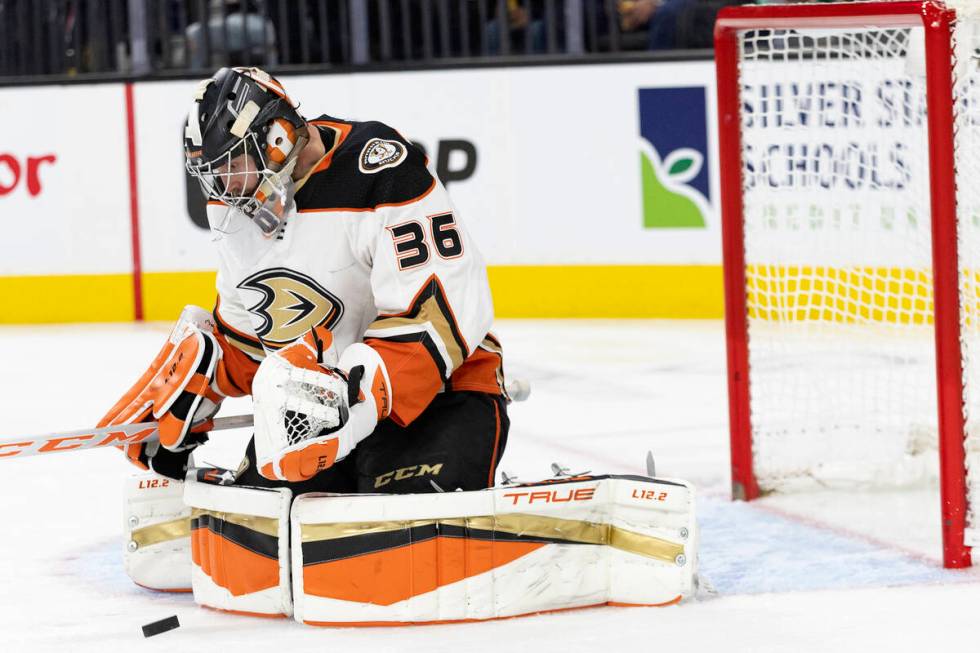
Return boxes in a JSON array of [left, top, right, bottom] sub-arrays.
[[502, 487, 597, 505]]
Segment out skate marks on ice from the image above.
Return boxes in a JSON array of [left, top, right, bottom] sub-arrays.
[[696, 494, 976, 597]]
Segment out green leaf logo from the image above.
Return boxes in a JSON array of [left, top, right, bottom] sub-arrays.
[[641, 143, 707, 229], [669, 158, 693, 176]]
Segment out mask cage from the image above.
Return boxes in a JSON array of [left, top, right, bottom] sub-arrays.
[[186, 132, 295, 236]]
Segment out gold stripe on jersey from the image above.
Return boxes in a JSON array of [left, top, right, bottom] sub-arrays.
[[364, 275, 469, 380], [477, 333, 506, 395], [479, 333, 502, 356]]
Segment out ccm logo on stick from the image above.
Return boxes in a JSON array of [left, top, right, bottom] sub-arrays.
[[502, 487, 597, 505], [0, 153, 57, 197], [0, 426, 156, 458]]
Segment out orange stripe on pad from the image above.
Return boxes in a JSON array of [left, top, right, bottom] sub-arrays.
[[201, 605, 289, 620], [303, 536, 546, 606], [302, 596, 684, 627], [192, 525, 280, 597], [132, 581, 192, 594]]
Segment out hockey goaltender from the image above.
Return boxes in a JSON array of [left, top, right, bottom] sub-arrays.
[[100, 67, 698, 625]]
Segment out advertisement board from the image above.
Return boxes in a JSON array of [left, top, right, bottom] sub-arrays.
[[0, 84, 135, 321], [0, 60, 725, 322]]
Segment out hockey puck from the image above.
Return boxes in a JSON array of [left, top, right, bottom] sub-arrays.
[[141, 615, 180, 638]]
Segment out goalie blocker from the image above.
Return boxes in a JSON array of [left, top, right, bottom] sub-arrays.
[[177, 473, 697, 624]]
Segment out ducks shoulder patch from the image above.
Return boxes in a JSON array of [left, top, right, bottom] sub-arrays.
[[358, 138, 408, 174]]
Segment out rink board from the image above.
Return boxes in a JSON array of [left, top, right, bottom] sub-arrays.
[[0, 61, 723, 323]]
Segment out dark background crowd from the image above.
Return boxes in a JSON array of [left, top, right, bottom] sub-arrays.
[[0, 0, 760, 80]]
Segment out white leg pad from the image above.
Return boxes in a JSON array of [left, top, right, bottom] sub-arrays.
[[606, 477, 698, 605], [123, 472, 191, 592], [183, 480, 293, 618], [290, 475, 696, 626]]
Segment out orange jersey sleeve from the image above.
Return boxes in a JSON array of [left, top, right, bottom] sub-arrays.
[[212, 277, 264, 396]]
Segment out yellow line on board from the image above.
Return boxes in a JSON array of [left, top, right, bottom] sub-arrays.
[[144, 266, 728, 320], [141, 271, 218, 322], [0, 266, 727, 324], [487, 265, 725, 318], [0, 273, 134, 323]]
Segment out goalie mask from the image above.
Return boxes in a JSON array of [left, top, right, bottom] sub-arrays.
[[184, 67, 308, 236]]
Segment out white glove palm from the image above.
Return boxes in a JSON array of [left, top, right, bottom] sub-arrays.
[[253, 327, 389, 482]]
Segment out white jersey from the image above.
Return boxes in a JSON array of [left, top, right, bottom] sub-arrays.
[[209, 116, 504, 426]]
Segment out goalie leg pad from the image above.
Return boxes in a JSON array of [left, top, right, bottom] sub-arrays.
[[289, 475, 697, 626], [123, 472, 192, 592], [183, 479, 293, 618]]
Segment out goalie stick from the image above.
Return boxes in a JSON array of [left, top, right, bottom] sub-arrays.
[[0, 379, 531, 461], [0, 414, 255, 460]]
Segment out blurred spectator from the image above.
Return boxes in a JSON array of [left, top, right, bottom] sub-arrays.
[[486, 1, 549, 55], [186, 0, 277, 69], [619, 0, 684, 50], [620, 0, 739, 50], [619, 0, 658, 33], [673, 0, 741, 49]]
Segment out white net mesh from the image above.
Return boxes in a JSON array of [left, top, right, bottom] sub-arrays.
[[281, 368, 347, 447], [253, 356, 346, 448], [737, 22, 942, 492], [953, 10, 980, 539]]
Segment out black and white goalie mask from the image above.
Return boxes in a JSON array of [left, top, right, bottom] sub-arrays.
[[183, 67, 308, 236]]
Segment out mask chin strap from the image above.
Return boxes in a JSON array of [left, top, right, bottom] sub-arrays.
[[247, 132, 308, 237], [250, 173, 294, 236]]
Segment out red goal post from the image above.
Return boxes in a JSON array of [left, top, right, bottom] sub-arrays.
[[714, 1, 972, 568]]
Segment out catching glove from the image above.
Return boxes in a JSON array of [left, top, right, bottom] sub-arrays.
[[252, 326, 391, 482]]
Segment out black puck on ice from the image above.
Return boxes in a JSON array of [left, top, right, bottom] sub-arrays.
[[141, 615, 180, 638]]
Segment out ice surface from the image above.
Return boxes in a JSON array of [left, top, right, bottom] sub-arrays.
[[1, 319, 979, 652]]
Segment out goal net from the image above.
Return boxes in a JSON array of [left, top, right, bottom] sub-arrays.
[[716, 0, 980, 568]]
